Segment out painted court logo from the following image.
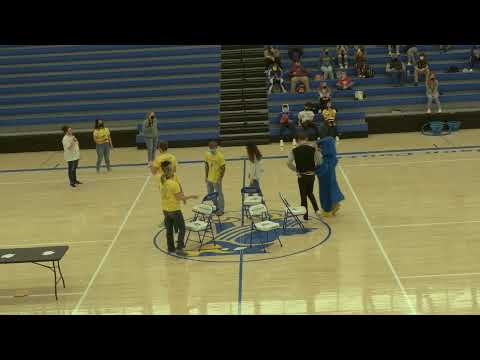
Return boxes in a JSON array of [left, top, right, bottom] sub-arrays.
[[153, 210, 332, 263]]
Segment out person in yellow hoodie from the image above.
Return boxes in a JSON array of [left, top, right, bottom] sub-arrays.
[[160, 161, 198, 255]]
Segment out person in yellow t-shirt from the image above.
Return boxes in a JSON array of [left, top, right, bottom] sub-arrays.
[[204, 141, 226, 216], [151, 141, 177, 177], [93, 119, 113, 173], [321, 102, 340, 142], [160, 161, 198, 255]]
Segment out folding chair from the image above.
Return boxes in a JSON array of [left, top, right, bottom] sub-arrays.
[[279, 193, 307, 233], [248, 204, 282, 253], [201, 192, 223, 230], [241, 186, 267, 225], [185, 203, 216, 250]]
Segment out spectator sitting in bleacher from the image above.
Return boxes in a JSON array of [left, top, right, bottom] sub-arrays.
[[298, 102, 320, 140], [388, 45, 400, 57], [267, 63, 287, 95], [426, 72, 442, 114], [469, 45, 480, 71], [336, 71, 354, 90], [278, 104, 297, 147], [337, 45, 349, 69], [403, 45, 418, 66], [354, 48, 368, 78], [386, 55, 406, 86], [414, 53, 430, 86], [264, 45, 281, 70], [319, 49, 335, 80], [439, 45, 453, 53], [318, 82, 332, 111], [289, 60, 311, 93], [288, 46, 304, 62], [322, 102, 340, 142]]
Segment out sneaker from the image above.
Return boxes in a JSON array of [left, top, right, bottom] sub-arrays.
[[176, 249, 187, 257], [70, 183, 76, 188], [315, 210, 323, 219], [75, 181, 83, 185], [292, 139, 297, 147], [427, 109, 431, 114], [438, 108, 442, 113], [407, 62, 412, 66], [336, 136, 340, 143], [280, 139, 284, 147]]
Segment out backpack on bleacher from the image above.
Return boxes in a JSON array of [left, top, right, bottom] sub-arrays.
[[446, 66, 459, 73]]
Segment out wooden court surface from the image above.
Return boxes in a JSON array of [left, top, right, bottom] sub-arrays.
[[1, 130, 480, 315]]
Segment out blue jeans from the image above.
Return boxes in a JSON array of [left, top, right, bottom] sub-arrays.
[[207, 181, 225, 214], [67, 160, 79, 185], [96, 143, 111, 172], [145, 137, 157, 162], [163, 210, 186, 252], [280, 122, 296, 141]]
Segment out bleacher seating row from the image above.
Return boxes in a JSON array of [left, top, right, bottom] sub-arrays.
[[269, 45, 480, 138], [0, 45, 221, 143]]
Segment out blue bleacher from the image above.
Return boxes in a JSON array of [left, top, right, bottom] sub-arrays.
[[0, 45, 221, 142], [269, 45, 480, 138]]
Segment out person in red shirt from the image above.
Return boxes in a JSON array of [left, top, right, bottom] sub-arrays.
[[336, 71, 354, 90], [289, 60, 311, 93]]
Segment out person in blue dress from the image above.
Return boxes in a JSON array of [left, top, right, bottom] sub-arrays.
[[314, 136, 345, 217]]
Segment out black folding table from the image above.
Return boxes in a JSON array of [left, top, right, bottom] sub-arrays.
[[0, 246, 69, 300]]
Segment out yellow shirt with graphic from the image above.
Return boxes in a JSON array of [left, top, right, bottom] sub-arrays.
[[161, 179, 182, 212], [93, 128, 110, 144], [205, 151, 226, 183]]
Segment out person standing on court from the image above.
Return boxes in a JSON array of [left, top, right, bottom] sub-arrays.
[[287, 132, 321, 220], [144, 112, 158, 167], [314, 137, 345, 217], [246, 142, 264, 196], [205, 141, 226, 216], [160, 161, 198, 256], [151, 141, 178, 178], [93, 119, 113, 173], [62, 125, 82, 188]]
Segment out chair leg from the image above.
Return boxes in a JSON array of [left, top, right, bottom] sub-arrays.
[[198, 232, 203, 250], [276, 229, 283, 247], [263, 232, 268, 253], [250, 223, 254, 248], [185, 231, 191, 247]]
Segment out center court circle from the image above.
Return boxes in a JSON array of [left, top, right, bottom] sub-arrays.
[[153, 210, 332, 263]]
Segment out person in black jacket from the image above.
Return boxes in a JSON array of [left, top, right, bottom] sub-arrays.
[[287, 132, 321, 220]]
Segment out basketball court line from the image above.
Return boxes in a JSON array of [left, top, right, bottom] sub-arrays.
[[0, 240, 113, 248], [0, 292, 83, 299], [400, 272, 480, 280], [71, 175, 151, 315], [338, 165, 417, 315], [343, 157, 480, 168], [2, 144, 480, 175], [0, 175, 148, 186], [373, 220, 480, 229]]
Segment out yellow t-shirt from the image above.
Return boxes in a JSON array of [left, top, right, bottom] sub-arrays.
[[322, 109, 337, 121], [205, 151, 226, 183], [152, 152, 177, 176], [161, 178, 182, 212], [93, 128, 110, 144]]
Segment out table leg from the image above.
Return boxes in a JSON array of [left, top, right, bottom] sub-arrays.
[[57, 261, 66, 288]]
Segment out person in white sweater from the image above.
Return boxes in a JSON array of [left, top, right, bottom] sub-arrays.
[[246, 142, 264, 195]]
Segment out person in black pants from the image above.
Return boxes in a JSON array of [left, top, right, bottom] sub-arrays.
[[287, 132, 321, 220], [61, 126, 82, 188]]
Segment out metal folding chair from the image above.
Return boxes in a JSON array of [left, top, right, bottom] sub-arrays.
[[248, 204, 282, 253], [201, 192, 223, 231], [185, 203, 216, 250], [241, 186, 264, 224], [279, 193, 307, 233]]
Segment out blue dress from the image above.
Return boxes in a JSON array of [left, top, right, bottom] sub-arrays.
[[314, 137, 345, 212]]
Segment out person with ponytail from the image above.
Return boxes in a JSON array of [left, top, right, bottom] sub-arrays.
[[160, 161, 198, 255]]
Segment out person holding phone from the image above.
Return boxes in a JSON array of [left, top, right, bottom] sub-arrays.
[[93, 119, 113, 173], [61, 125, 82, 188], [144, 112, 158, 167]]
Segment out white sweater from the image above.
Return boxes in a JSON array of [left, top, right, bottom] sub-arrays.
[[248, 158, 264, 182]]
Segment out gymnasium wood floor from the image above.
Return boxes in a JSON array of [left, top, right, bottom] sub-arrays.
[[1, 130, 480, 315]]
